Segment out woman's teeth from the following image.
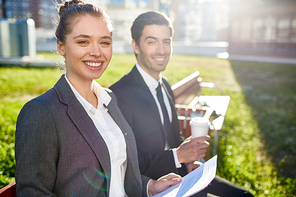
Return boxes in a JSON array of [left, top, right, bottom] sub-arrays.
[[85, 62, 102, 67]]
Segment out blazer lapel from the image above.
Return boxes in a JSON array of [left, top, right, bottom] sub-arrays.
[[130, 66, 162, 120], [104, 92, 142, 195], [54, 75, 111, 183], [129, 66, 166, 144], [104, 96, 133, 139], [162, 81, 175, 113], [162, 78, 183, 146]]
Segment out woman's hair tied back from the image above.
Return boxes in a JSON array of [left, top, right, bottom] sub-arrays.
[[58, 0, 85, 17], [55, 0, 113, 44]]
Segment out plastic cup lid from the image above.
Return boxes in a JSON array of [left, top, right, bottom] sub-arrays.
[[190, 117, 210, 126]]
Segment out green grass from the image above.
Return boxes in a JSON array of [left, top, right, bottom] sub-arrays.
[[1, 53, 296, 196]]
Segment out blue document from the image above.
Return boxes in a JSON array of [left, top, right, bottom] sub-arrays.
[[154, 155, 217, 197]]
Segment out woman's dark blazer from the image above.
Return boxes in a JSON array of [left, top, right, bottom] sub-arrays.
[[15, 75, 149, 197]]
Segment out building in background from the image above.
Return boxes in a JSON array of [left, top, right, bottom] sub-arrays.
[[107, 0, 153, 42], [0, 0, 295, 59], [171, 0, 229, 43], [1, 0, 40, 27], [228, 0, 296, 58]]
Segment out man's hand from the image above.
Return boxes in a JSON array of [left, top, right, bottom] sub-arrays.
[[176, 135, 210, 164], [148, 173, 182, 196], [186, 160, 203, 173]]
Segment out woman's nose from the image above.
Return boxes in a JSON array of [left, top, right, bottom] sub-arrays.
[[90, 44, 101, 57]]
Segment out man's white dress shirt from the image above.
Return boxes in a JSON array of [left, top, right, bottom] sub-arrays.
[[136, 63, 182, 168]]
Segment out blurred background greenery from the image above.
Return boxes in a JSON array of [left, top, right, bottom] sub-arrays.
[[0, 53, 296, 196]]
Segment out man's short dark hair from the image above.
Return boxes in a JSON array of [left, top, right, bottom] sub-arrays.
[[131, 11, 174, 46]]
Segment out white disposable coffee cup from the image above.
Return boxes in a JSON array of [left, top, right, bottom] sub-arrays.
[[189, 117, 210, 138]]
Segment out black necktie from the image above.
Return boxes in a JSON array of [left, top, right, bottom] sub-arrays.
[[156, 82, 171, 141]]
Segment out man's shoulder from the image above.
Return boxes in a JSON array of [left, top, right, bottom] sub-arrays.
[[109, 66, 138, 92], [110, 74, 132, 91]]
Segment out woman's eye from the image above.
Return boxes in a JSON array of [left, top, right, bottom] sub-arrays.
[[78, 40, 88, 44], [101, 41, 111, 46]]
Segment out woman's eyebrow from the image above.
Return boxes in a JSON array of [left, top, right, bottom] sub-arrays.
[[73, 34, 90, 39], [73, 34, 112, 40]]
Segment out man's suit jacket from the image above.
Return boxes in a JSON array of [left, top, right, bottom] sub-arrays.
[[110, 66, 255, 197], [15, 75, 149, 197], [110, 66, 187, 180]]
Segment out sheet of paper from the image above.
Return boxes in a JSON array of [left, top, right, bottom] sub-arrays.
[[154, 155, 217, 197]]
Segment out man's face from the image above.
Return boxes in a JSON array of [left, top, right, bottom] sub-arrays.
[[132, 24, 172, 80]]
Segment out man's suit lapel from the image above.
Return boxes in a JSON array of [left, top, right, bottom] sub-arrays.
[[162, 78, 182, 147], [131, 66, 163, 123], [130, 66, 167, 144], [54, 75, 111, 186], [130, 67, 175, 119], [162, 80, 175, 109]]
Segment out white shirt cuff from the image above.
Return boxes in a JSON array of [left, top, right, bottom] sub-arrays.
[[147, 179, 152, 196], [172, 148, 182, 168]]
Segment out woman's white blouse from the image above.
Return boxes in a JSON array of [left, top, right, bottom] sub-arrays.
[[65, 76, 127, 197]]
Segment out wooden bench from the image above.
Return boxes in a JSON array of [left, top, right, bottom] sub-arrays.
[[172, 71, 230, 155], [171, 71, 202, 105], [0, 182, 16, 197]]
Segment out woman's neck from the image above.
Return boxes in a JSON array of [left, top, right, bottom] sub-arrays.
[[66, 74, 98, 108]]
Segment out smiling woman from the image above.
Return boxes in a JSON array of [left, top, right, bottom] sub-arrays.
[[57, 14, 113, 104], [14, 1, 181, 197]]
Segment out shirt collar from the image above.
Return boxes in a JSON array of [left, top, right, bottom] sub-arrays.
[[91, 80, 111, 109], [136, 62, 163, 91], [64, 75, 111, 112]]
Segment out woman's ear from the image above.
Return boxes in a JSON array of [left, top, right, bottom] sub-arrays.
[[131, 39, 139, 56], [57, 40, 65, 56]]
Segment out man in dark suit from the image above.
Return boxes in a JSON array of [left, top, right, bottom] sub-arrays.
[[110, 11, 254, 197]]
